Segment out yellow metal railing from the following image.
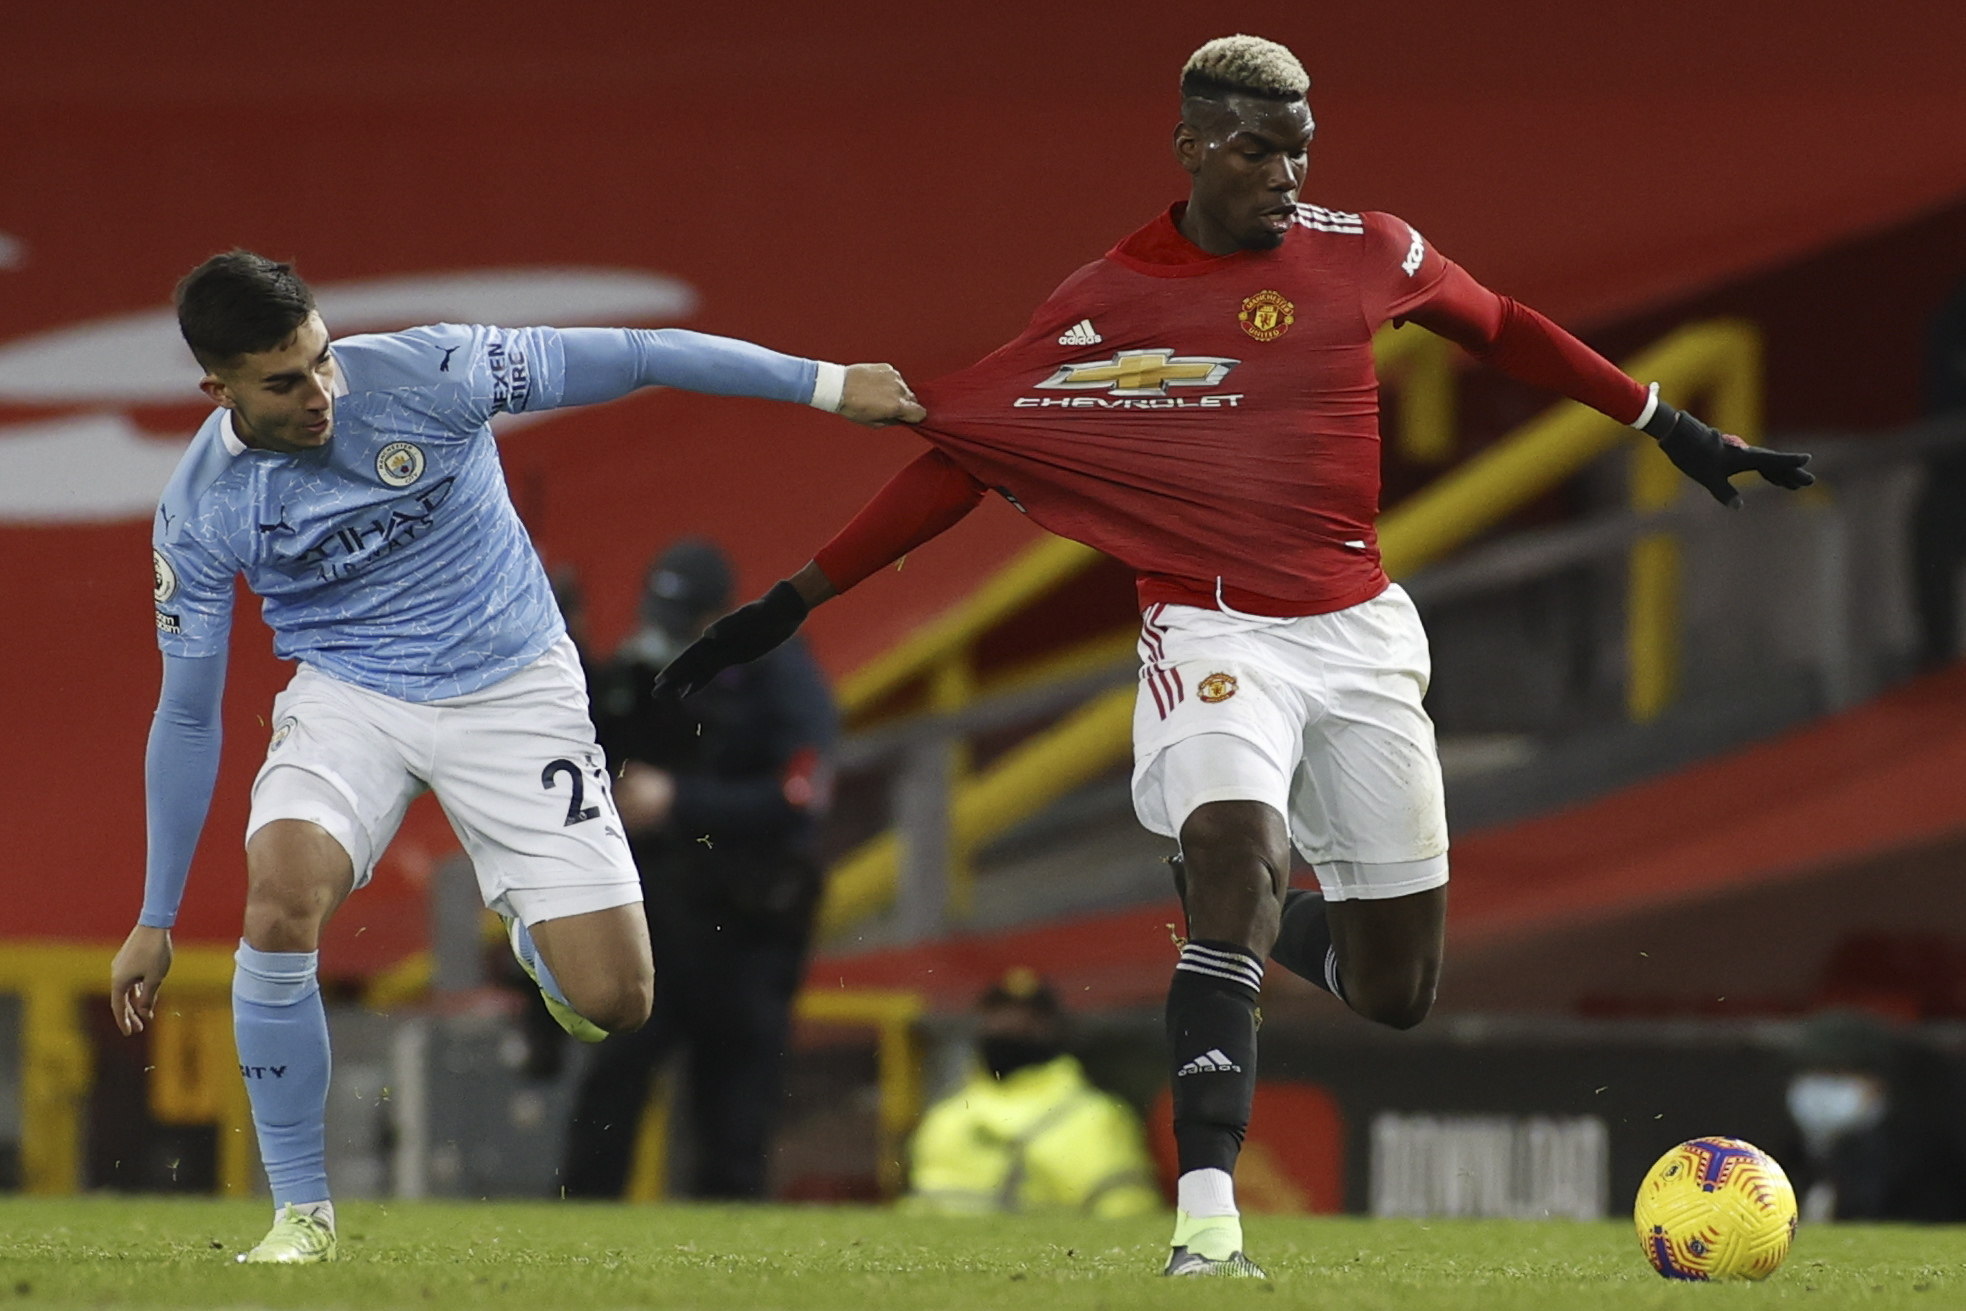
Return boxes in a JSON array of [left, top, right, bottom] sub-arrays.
[[818, 320, 1764, 929], [1379, 321, 1459, 467], [1378, 319, 1762, 719], [839, 538, 1101, 720], [3, 940, 923, 1198]]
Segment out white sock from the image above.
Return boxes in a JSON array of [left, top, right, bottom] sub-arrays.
[[1177, 1168, 1238, 1220], [284, 1200, 335, 1232]]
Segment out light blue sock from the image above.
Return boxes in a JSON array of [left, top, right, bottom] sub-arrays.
[[233, 942, 331, 1207], [510, 918, 570, 1007]]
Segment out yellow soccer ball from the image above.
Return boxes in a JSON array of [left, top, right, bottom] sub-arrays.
[[1634, 1137, 1798, 1280]]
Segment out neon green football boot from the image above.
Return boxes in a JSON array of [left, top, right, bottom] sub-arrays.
[[503, 914, 607, 1043], [1163, 1210, 1267, 1278], [237, 1204, 338, 1264]]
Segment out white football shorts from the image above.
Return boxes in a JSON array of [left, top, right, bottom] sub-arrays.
[[1131, 585, 1449, 902], [247, 636, 641, 926]]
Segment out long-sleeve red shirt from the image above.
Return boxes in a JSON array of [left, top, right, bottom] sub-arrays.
[[817, 203, 1645, 616]]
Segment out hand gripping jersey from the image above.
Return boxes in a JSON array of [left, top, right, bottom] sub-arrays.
[[909, 203, 1598, 617]]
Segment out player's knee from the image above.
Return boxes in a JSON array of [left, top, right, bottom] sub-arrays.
[[1179, 805, 1288, 888], [241, 894, 328, 953], [1179, 805, 1289, 948], [1346, 966, 1438, 1031], [576, 973, 654, 1034], [243, 821, 352, 952], [1356, 984, 1435, 1031], [241, 874, 340, 952]]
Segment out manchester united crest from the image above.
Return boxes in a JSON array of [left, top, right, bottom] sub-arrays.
[[1238, 290, 1295, 343], [376, 441, 426, 487], [1197, 672, 1239, 703]]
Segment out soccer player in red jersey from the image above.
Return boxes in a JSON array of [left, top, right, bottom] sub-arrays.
[[658, 35, 1813, 1275]]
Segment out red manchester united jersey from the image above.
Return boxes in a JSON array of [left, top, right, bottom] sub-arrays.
[[912, 202, 1458, 616]]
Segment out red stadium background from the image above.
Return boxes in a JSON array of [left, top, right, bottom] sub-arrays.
[[4, 1, 1965, 965]]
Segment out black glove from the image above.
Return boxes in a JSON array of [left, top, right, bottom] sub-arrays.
[[651, 580, 810, 700], [1641, 397, 1814, 509]]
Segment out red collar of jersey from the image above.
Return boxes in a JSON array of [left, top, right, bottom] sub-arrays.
[[1106, 203, 1270, 278]]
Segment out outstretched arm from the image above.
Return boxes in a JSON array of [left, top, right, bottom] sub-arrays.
[[111, 649, 228, 1034], [811, 449, 988, 589], [654, 450, 986, 698], [1403, 264, 1813, 507], [556, 328, 924, 426]]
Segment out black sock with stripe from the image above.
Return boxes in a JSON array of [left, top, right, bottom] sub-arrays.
[[1166, 940, 1262, 1176], [1270, 888, 1346, 1000]]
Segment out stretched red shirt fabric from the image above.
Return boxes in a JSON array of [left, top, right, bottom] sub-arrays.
[[822, 204, 1647, 614]]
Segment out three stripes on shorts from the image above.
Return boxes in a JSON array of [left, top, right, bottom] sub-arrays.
[[1141, 604, 1184, 720]]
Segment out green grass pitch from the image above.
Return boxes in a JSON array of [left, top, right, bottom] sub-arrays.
[[2, 1199, 1961, 1310]]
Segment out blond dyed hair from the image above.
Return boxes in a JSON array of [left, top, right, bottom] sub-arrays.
[[1180, 35, 1309, 101]]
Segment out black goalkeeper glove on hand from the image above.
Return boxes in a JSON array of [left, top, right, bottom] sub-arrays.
[[652, 580, 811, 700], [1640, 395, 1815, 509]]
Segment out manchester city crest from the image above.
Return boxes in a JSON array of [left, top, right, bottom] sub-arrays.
[[376, 441, 426, 487]]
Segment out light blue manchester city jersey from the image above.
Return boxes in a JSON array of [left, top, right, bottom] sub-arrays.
[[151, 323, 575, 701]]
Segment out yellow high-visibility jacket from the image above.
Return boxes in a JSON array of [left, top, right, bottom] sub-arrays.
[[904, 1054, 1161, 1217]]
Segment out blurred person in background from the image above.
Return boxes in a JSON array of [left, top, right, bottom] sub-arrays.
[[906, 969, 1160, 1217], [560, 538, 837, 1199], [1781, 1009, 1966, 1223]]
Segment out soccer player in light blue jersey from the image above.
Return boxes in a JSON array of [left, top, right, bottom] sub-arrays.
[[108, 251, 924, 1263]]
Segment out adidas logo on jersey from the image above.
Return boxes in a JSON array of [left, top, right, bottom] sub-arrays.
[[1057, 319, 1103, 346], [1177, 1048, 1243, 1076]]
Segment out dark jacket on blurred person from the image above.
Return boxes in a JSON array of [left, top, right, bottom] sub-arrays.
[[562, 538, 838, 1200], [596, 623, 835, 930]]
